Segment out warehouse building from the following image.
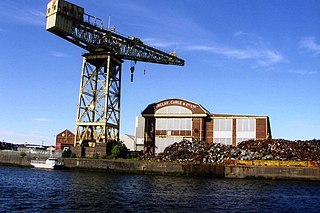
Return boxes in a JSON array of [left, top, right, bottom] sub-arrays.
[[55, 129, 75, 151], [137, 98, 272, 155]]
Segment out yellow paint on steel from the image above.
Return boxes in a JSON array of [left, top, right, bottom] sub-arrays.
[[231, 160, 318, 168]]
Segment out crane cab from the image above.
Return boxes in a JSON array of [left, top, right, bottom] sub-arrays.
[[46, 0, 84, 34]]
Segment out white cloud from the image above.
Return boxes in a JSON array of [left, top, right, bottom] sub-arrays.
[[288, 69, 318, 75], [0, 2, 45, 26], [143, 38, 177, 49], [234, 31, 264, 42], [185, 45, 249, 59], [300, 37, 320, 54], [33, 118, 52, 123], [49, 51, 68, 57], [142, 32, 284, 68], [255, 49, 284, 67], [184, 44, 283, 67], [15, 9, 45, 26]]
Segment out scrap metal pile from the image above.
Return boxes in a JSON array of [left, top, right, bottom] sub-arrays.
[[155, 139, 320, 164]]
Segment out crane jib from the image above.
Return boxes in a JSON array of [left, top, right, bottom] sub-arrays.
[[46, 0, 184, 66]]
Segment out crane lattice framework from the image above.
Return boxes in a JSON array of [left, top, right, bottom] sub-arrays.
[[46, 0, 184, 150]]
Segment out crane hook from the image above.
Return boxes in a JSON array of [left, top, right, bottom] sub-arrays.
[[130, 66, 135, 82]]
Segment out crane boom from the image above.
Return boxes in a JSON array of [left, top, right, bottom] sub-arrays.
[[46, 0, 184, 66]]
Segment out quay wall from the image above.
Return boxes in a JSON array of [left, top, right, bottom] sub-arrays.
[[62, 159, 320, 180], [0, 151, 44, 167], [1, 152, 320, 180], [62, 158, 225, 177], [225, 165, 320, 181]]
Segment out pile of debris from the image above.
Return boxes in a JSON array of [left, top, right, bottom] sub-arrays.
[[238, 139, 320, 161], [154, 139, 320, 164], [156, 140, 207, 163]]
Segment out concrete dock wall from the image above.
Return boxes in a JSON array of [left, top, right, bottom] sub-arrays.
[[225, 165, 320, 180], [63, 158, 225, 177], [1, 152, 320, 180], [0, 151, 38, 167]]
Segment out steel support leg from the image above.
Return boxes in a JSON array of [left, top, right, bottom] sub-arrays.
[[74, 52, 122, 148]]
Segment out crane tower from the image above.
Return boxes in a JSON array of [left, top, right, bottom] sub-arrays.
[[45, 0, 184, 155]]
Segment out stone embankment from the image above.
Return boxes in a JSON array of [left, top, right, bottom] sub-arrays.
[[63, 158, 225, 177], [0, 151, 35, 167]]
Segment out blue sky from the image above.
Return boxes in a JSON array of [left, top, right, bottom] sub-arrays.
[[0, 0, 319, 145]]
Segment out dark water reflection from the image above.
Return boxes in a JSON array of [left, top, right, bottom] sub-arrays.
[[1, 166, 320, 212]]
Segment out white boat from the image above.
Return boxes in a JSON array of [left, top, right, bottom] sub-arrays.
[[30, 158, 64, 169]]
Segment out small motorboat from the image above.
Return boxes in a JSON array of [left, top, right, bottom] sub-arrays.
[[30, 158, 64, 169]]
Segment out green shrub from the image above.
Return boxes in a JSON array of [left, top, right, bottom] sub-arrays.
[[111, 144, 121, 158], [110, 142, 127, 159], [62, 149, 72, 158], [127, 151, 139, 159], [20, 152, 27, 158]]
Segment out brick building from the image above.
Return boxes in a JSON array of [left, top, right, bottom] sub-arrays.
[[138, 98, 272, 155], [55, 129, 75, 150]]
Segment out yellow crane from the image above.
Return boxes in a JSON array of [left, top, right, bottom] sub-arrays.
[[46, 0, 184, 156]]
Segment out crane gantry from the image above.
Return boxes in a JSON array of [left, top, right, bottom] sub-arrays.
[[46, 0, 184, 155]]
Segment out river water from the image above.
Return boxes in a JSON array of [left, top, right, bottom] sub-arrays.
[[1, 166, 320, 212]]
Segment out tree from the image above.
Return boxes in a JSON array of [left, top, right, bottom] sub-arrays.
[[111, 142, 127, 159], [62, 149, 72, 158], [20, 152, 27, 158]]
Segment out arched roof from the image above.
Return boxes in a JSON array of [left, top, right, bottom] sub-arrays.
[[141, 98, 210, 117]]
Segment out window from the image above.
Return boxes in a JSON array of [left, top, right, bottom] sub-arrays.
[[236, 119, 256, 132], [155, 118, 192, 131], [214, 138, 232, 145], [214, 118, 233, 145], [214, 118, 232, 131], [155, 106, 192, 132], [236, 118, 256, 144], [155, 106, 192, 115]]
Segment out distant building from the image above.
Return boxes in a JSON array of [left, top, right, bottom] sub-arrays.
[[135, 116, 145, 152], [55, 129, 75, 151], [138, 98, 272, 155], [17, 144, 50, 154], [120, 134, 135, 151], [0, 141, 18, 151]]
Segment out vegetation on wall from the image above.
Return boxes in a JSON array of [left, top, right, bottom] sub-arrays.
[[62, 149, 72, 158], [111, 141, 128, 159], [20, 152, 27, 158]]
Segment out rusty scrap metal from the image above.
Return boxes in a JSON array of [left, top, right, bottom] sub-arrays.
[[153, 139, 320, 164]]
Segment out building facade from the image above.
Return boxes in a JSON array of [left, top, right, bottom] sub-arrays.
[[120, 134, 135, 151], [140, 98, 271, 155], [55, 129, 75, 151], [135, 116, 146, 152]]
